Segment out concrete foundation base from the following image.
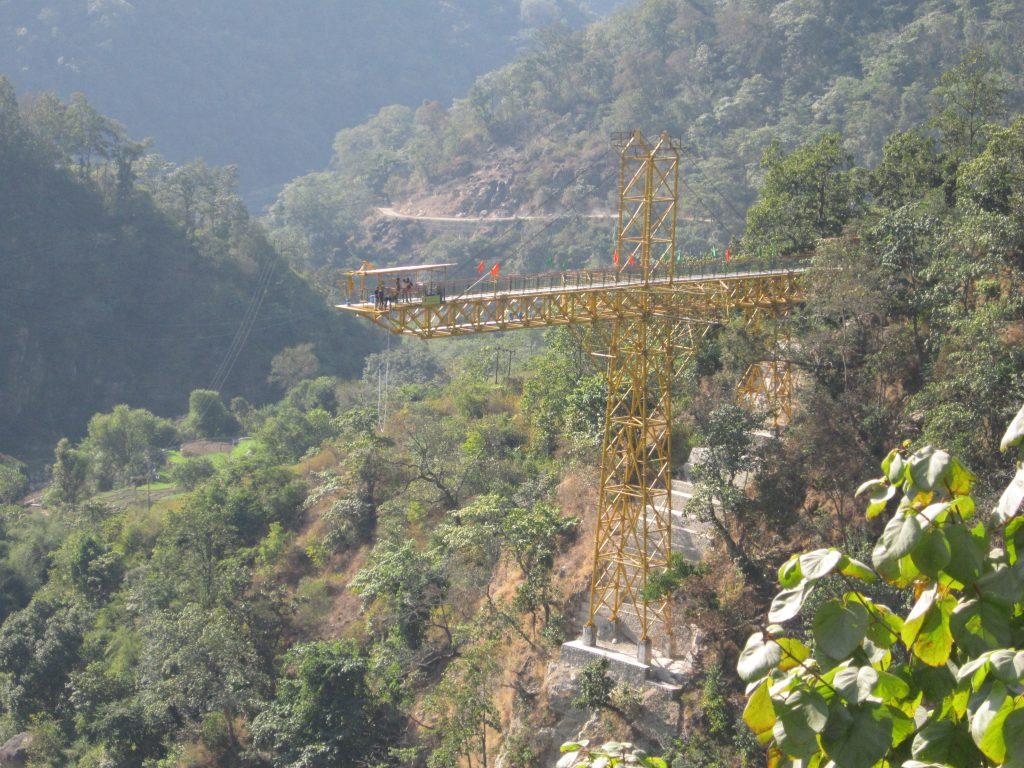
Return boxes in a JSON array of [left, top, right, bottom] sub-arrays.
[[560, 639, 692, 687]]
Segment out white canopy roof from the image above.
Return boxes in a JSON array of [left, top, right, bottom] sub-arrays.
[[349, 262, 457, 276]]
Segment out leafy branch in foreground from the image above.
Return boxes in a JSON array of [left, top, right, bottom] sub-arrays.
[[557, 740, 667, 768], [739, 402, 1024, 768]]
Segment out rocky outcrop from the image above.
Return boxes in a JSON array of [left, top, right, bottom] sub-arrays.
[[0, 733, 32, 768]]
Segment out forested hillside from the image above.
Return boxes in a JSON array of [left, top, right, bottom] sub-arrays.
[[0, 0, 596, 204], [2, 42, 1023, 764], [0, 80, 375, 460], [4, 1, 1024, 767], [268, 0, 1024, 276]]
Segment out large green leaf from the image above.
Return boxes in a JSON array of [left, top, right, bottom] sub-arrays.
[[833, 665, 879, 704], [988, 649, 1024, 684], [774, 688, 829, 759], [902, 593, 954, 667], [872, 511, 922, 571], [995, 466, 1024, 524], [910, 525, 951, 578], [1006, 517, 1024, 564], [1002, 708, 1024, 768], [943, 524, 986, 588], [864, 601, 904, 649], [813, 600, 868, 660], [867, 483, 898, 519], [950, 599, 1013, 657], [838, 556, 876, 582], [778, 554, 803, 588], [975, 565, 1024, 608], [738, 632, 782, 682], [1000, 404, 1024, 453], [820, 704, 892, 768], [769, 582, 813, 624], [743, 679, 776, 745], [799, 549, 844, 581], [912, 719, 983, 765], [908, 447, 952, 492], [884, 451, 905, 484], [969, 681, 1014, 762], [777, 637, 812, 671]]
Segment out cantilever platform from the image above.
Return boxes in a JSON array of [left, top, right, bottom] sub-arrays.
[[337, 263, 807, 339]]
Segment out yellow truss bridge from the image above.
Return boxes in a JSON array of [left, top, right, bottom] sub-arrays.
[[338, 131, 808, 661]]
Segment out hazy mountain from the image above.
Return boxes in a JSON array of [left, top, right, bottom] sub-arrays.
[[1, 0, 593, 207]]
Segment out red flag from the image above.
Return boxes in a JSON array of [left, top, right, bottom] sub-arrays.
[[477, 260, 485, 273], [613, 250, 620, 266], [725, 248, 731, 263], [627, 254, 636, 266], [490, 263, 500, 277]]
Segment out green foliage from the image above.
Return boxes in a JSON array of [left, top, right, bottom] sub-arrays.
[[138, 604, 267, 743], [642, 552, 704, 601], [700, 662, 731, 736], [0, 85, 372, 457], [58, 533, 123, 604], [931, 49, 1009, 160], [0, 458, 28, 505], [250, 639, 395, 768], [558, 740, 667, 768], [571, 658, 615, 711], [83, 405, 177, 488], [521, 330, 592, 454], [269, 343, 321, 392], [351, 539, 447, 649], [0, 597, 86, 723], [256, 407, 338, 463], [186, 389, 237, 439], [47, 438, 90, 509], [743, 133, 863, 256], [168, 455, 217, 490], [423, 644, 500, 768], [741, 408, 1024, 768]]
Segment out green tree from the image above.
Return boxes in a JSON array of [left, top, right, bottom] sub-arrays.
[[169, 456, 217, 490], [138, 604, 267, 754], [739, 403, 1024, 768], [256, 407, 337, 463], [424, 644, 500, 768], [269, 343, 321, 391], [689, 404, 765, 582], [931, 49, 1008, 161], [83, 405, 177, 488], [0, 458, 28, 505], [59, 533, 124, 605], [47, 438, 90, 509], [743, 133, 863, 256], [571, 659, 615, 712], [250, 640, 395, 768], [0, 597, 87, 723], [351, 539, 447, 649], [186, 389, 237, 438]]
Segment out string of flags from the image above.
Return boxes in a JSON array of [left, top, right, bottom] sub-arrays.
[[478, 261, 501, 276]]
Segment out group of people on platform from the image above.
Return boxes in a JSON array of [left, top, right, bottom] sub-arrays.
[[373, 276, 416, 309]]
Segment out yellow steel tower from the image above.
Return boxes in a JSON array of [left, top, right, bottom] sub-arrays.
[[338, 131, 806, 661]]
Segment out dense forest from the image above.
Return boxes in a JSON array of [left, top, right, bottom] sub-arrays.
[[0, 0, 601, 204], [3, 0, 1024, 767], [0, 82, 376, 460], [267, 0, 1024, 277]]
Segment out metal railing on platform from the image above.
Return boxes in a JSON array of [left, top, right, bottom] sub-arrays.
[[344, 255, 810, 309]]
